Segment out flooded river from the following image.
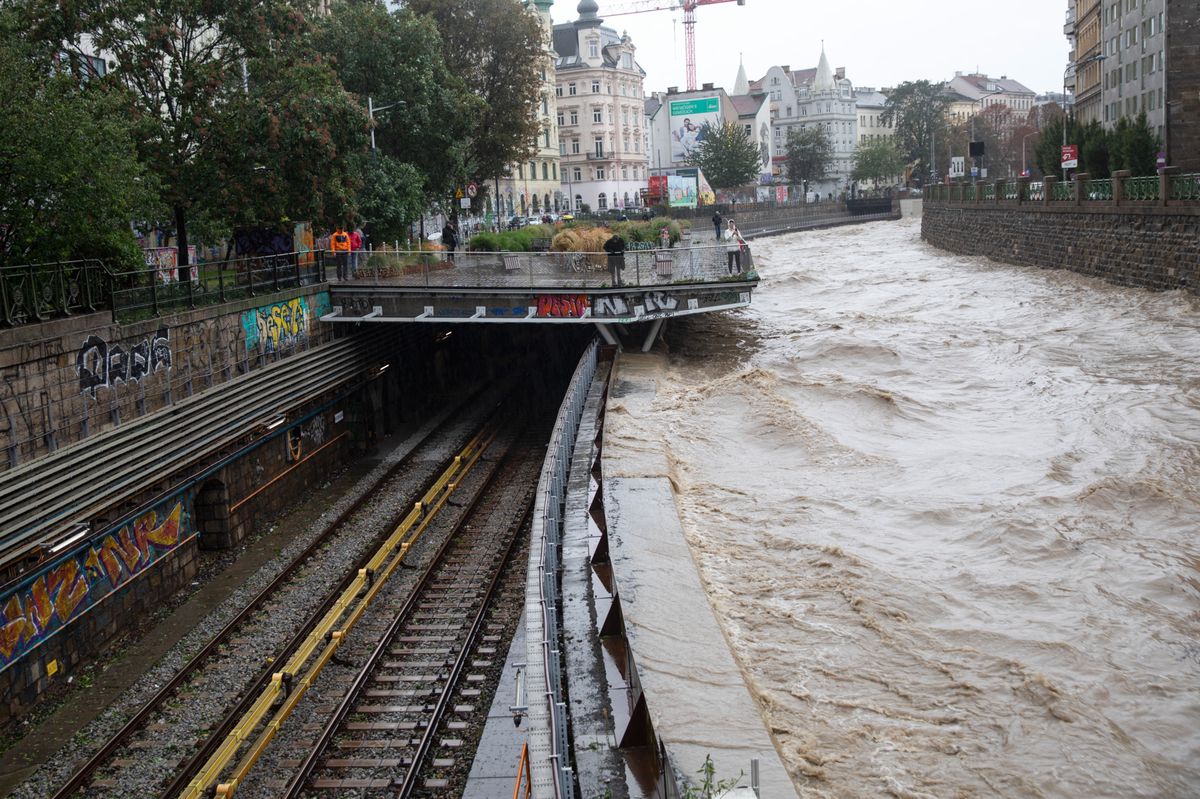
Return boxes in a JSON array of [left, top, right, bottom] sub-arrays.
[[609, 219, 1200, 797]]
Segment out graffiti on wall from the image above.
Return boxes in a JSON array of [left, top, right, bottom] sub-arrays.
[[242, 296, 310, 352], [76, 327, 172, 397], [536, 294, 589, 319], [0, 498, 192, 669], [592, 292, 681, 318]]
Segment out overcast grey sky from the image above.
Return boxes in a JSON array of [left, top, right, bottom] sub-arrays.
[[550, 0, 1071, 96]]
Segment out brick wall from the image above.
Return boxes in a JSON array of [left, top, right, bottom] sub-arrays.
[[921, 204, 1200, 292]]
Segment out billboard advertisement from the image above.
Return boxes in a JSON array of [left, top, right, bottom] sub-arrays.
[[669, 96, 722, 163], [667, 174, 698, 208]]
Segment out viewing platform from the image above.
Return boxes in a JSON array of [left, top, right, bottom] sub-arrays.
[[324, 243, 759, 349]]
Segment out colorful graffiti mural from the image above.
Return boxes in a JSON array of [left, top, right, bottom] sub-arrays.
[[242, 296, 311, 352], [0, 498, 193, 670], [536, 294, 589, 319]]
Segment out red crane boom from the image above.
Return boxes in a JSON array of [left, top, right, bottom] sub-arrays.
[[601, 0, 745, 91]]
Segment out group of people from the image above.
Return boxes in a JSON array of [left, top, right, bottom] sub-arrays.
[[329, 226, 364, 280]]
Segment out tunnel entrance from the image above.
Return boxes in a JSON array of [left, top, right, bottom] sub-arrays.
[[194, 478, 232, 549]]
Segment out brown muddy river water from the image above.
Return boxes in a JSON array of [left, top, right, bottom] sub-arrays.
[[610, 219, 1200, 798]]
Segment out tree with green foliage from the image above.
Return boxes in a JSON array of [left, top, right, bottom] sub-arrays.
[[312, 0, 480, 211], [0, 28, 151, 268], [1081, 120, 1112, 178], [852, 139, 906, 188], [880, 80, 950, 174], [684, 121, 763, 190], [26, 0, 366, 275], [405, 0, 546, 183], [353, 155, 427, 244], [1111, 112, 1159, 175], [783, 126, 833, 189]]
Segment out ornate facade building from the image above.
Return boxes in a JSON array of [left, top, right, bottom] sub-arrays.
[[753, 47, 858, 197], [495, 0, 562, 219], [552, 0, 651, 213]]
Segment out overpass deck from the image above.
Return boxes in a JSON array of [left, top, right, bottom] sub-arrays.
[[324, 244, 758, 327]]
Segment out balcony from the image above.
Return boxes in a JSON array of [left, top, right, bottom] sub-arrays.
[[585, 152, 608, 161]]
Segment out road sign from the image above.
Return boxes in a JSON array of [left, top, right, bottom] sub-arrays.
[[455, 187, 464, 199], [459, 197, 471, 209], [950, 157, 965, 178], [1061, 145, 1079, 169], [1157, 151, 1167, 168], [467, 182, 478, 198], [971, 166, 979, 178]]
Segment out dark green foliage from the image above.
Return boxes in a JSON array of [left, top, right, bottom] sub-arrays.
[[404, 0, 546, 181], [852, 139, 906, 186], [1111, 112, 1159, 175], [783, 126, 833, 186], [684, 121, 764, 190], [1036, 112, 1159, 179], [0, 26, 151, 268], [881, 80, 950, 170]]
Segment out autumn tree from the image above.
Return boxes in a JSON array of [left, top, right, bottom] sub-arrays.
[[783, 126, 833, 189], [404, 0, 546, 182], [685, 122, 763, 190]]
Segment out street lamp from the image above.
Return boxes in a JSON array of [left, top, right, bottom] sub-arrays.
[[971, 89, 1004, 182], [1021, 130, 1039, 176], [367, 96, 407, 153], [1061, 54, 1105, 180]]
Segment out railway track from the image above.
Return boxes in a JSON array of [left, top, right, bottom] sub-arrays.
[[44, 387, 503, 799], [280, 429, 539, 798]]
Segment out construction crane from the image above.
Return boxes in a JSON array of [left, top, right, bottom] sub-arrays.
[[601, 0, 745, 92]]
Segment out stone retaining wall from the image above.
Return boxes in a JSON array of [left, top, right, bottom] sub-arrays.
[[921, 203, 1200, 292]]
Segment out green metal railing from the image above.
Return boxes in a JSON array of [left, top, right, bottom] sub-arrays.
[[1050, 181, 1074, 201], [1125, 175, 1159, 201], [1001, 181, 1020, 200], [1088, 179, 1114, 201], [979, 183, 995, 200], [963, 185, 977, 201], [1171, 173, 1200, 201], [0, 260, 109, 326]]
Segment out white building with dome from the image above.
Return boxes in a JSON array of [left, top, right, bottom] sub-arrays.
[[552, 0, 651, 213], [751, 47, 859, 198]]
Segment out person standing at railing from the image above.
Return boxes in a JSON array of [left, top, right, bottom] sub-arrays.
[[330, 227, 351, 280], [350, 227, 363, 277], [723, 219, 745, 274], [441, 220, 458, 264], [603, 229, 626, 287]]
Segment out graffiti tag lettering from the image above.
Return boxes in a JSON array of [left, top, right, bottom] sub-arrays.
[[536, 294, 589, 319], [643, 292, 679, 313], [0, 499, 189, 669], [242, 297, 310, 352], [77, 328, 171, 397]]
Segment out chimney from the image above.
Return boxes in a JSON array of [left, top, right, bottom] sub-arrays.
[[781, 65, 789, 73], [667, 86, 678, 94], [702, 82, 714, 90]]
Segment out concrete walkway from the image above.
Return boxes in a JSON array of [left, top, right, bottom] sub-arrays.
[[602, 355, 799, 797]]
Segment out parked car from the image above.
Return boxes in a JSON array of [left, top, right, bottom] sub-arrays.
[[1027, 181, 1044, 201]]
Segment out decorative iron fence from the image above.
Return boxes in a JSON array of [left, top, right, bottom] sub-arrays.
[[1051, 180, 1075, 201], [109, 252, 326, 323], [0, 260, 108, 326], [1125, 175, 1159, 201], [1001, 181, 1021, 200], [1172, 173, 1200, 201], [1088, 178, 1114, 201]]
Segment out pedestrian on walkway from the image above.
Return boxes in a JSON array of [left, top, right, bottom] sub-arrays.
[[330, 226, 351, 280], [712, 209, 723, 240], [659, 226, 671, 250], [723, 219, 745, 274], [350, 226, 363, 277], [442, 219, 458, 263], [604, 229, 626, 287]]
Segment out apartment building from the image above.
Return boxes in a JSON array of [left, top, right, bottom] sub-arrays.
[[1098, 0, 1166, 137], [552, 0, 651, 213], [496, 0, 562, 218]]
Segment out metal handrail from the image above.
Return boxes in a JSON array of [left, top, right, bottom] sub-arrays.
[[1125, 175, 1159, 201], [0, 259, 110, 326]]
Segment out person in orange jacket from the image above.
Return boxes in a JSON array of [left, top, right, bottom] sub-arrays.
[[331, 227, 351, 280]]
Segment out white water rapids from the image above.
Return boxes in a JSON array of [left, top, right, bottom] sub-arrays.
[[604, 219, 1200, 798]]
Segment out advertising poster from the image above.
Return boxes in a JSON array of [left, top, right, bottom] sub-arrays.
[[669, 96, 722, 163], [667, 175, 698, 208]]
